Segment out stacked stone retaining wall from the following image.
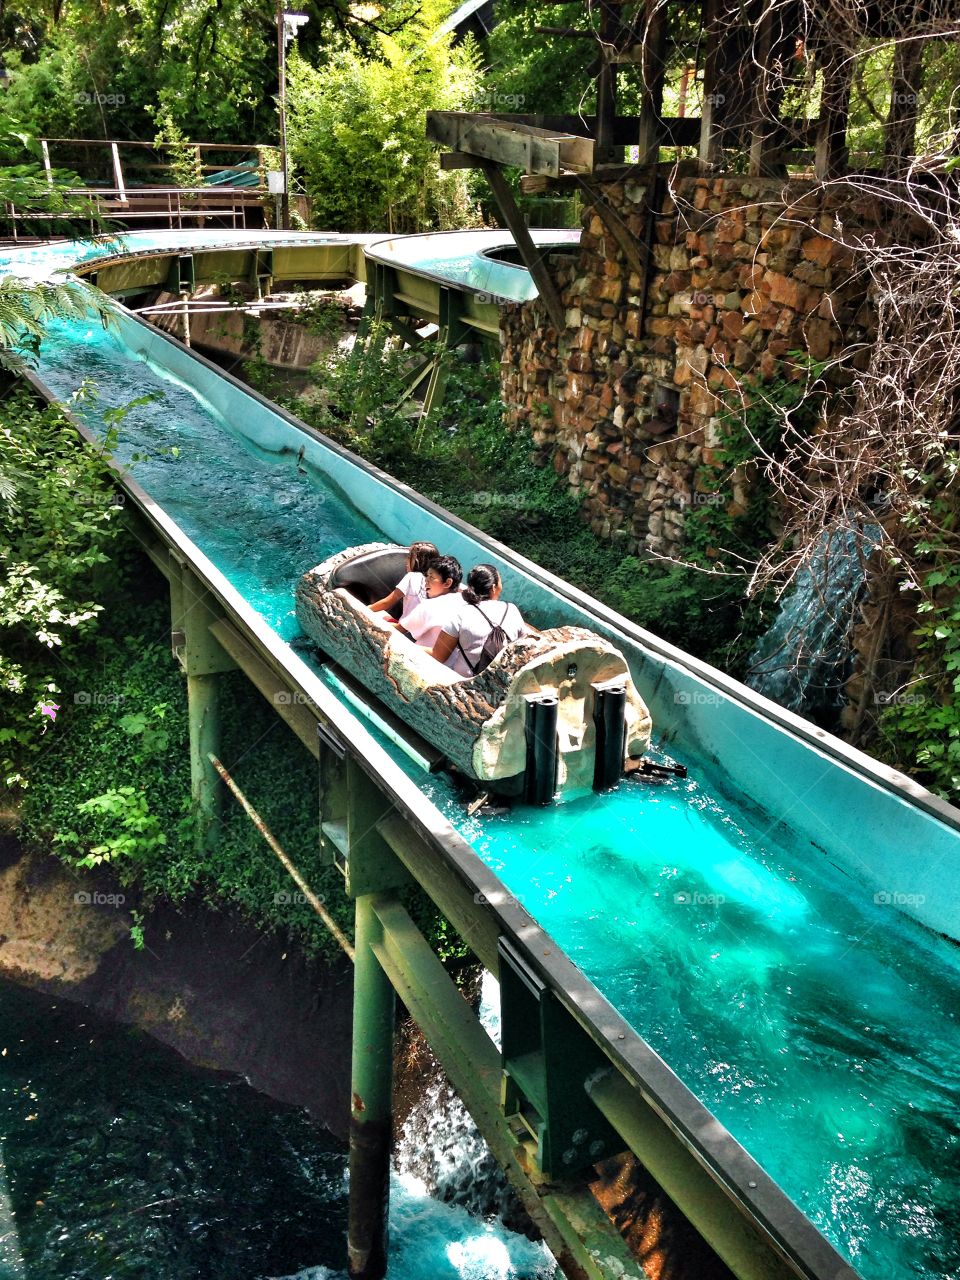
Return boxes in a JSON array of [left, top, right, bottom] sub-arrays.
[[500, 175, 885, 556]]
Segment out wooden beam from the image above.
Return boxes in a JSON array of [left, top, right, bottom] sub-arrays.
[[439, 151, 485, 170], [698, 0, 723, 170], [815, 55, 853, 179], [884, 29, 924, 173], [595, 3, 621, 163], [427, 111, 595, 177], [580, 183, 645, 277], [480, 160, 567, 333], [636, 0, 669, 166]]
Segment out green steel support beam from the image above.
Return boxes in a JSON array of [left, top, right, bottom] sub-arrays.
[[187, 671, 222, 843], [376, 813, 500, 971], [369, 894, 647, 1280], [348, 894, 396, 1280], [169, 559, 236, 848], [586, 1069, 802, 1280]]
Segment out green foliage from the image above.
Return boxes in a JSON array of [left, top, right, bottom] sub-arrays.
[[685, 359, 826, 571], [285, 14, 482, 233], [874, 461, 960, 799], [57, 786, 169, 869], [19, 572, 475, 964], [0, 392, 128, 790], [0, 108, 103, 241], [3, 0, 275, 144], [0, 276, 106, 374], [152, 110, 202, 190]]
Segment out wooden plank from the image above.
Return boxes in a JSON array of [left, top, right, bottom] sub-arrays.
[[481, 160, 567, 332], [427, 111, 595, 176], [439, 151, 485, 170]]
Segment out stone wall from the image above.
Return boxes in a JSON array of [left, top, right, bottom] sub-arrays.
[[500, 175, 881, 557]]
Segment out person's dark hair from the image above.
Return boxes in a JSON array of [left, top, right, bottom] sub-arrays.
[[463, 563, 501, 606], [408, 541, 438, 574], [431, 555, 462, 590]]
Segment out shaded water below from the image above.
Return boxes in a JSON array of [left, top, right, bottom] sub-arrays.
[[0, 977, 554, 1280]]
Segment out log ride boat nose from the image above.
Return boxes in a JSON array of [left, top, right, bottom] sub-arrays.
[[295, 543, 652, 803]]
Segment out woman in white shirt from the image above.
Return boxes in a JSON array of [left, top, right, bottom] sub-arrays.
[[429, 564, 527, 678], [370, 540, 437, 624], [400, 555, 464, 650]]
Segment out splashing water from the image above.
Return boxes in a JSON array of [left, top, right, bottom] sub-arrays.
[[395, 975, 525, 1228], [747, 524, 881, 717]]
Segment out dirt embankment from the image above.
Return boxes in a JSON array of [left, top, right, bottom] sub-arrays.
[[0, 839, 354, 1138]]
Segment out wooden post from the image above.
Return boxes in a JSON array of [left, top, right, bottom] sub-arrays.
[[636, 0, 669, 166], [747, 8, 777, 176], [40, 139, 54, 187], [347, 894, 395, 1280], [111, 141, 127, 206], [596, 3, 620, 164], [698, 0, 723, 170], [815, 53, 853, 179], [480, 161, 566, 333], [884, 33, 924, 174]]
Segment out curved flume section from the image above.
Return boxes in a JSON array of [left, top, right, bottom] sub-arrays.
[[4, 230, 960, 1280]]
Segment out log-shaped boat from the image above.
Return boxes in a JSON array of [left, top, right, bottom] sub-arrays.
[[296, 543, 652, 801]]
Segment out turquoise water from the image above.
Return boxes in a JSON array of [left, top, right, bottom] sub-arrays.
[[0, 978, 553, 1279], [10, 242, 960, 1280]]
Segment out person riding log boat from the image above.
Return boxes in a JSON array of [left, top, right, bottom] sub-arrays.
[[295, 542, 652, 803]]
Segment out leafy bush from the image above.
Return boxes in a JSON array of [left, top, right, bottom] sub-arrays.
[[285, 10, 482, 233], [0, 392, 128, 790]]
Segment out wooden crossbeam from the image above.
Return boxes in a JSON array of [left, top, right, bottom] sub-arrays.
[[427, 111, 595, 178], [479, 160, 567, 333]]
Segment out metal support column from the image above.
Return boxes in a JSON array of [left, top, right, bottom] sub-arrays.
[[348, 894, 395, 1280], [188, 671, 221, 838], [170, 558, 236, 849]]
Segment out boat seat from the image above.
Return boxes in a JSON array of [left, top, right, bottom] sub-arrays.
[[330, 546, 408, 606], [333, 588, 462, 688]]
